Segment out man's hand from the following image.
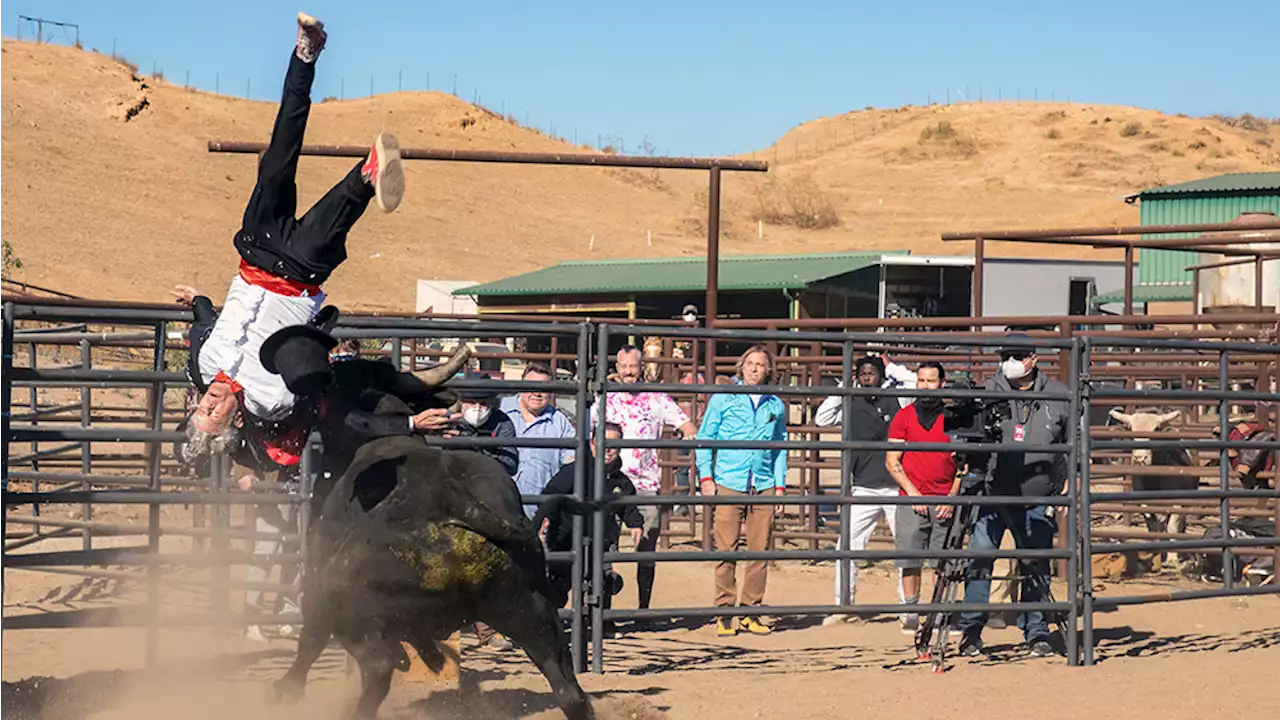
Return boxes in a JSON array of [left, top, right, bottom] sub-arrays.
[[170, 284, 201, 307], [539, 517, 549, 543], [630, 527, 643, 546], [236, 474, 256, 492], [412, 408, 461, 433], [936, 504, 954, 520], [699, 477, 716, 496]]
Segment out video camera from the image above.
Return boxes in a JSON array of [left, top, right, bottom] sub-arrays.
[[941, 380, 1011, 479]]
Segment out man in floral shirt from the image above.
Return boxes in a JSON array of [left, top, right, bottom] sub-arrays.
[[593, 345, 698, 617]]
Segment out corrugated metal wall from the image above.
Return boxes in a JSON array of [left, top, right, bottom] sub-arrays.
[[1139, 193, 1280, 285]]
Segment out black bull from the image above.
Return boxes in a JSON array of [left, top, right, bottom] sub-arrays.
[[273, 435, 595, 720]]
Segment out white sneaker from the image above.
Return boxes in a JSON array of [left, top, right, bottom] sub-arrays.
[[244, 625, 268, 643], [364, 133, 404, 213], [276, 624, 300, 640], [295, 13, 327, 64], [822, 614, 850, 627]]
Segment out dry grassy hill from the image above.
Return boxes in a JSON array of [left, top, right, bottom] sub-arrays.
[[4, 40, 1279, 311]]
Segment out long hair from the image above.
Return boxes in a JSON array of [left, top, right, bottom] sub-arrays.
[[734, 345, 776, 384]]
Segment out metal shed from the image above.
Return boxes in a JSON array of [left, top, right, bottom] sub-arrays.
[[1114, 172, 1280, 305]]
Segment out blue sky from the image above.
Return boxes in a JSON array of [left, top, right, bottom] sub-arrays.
[[9, 1, 1279, 156]]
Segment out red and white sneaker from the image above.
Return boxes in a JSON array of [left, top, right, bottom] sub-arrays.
[[363, 132, 404, 213], [295, 12, 326, 64]]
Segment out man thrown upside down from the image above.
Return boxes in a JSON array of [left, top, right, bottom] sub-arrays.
[[175, 12, 406, 466]]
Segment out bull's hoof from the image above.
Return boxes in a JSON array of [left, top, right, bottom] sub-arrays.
[[271, 677, 305, 705]]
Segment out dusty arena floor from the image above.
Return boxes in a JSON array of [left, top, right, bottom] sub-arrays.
[[5, 546, 1280, 720]]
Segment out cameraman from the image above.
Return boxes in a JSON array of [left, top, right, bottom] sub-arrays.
[[958, 334, 1069, 659]]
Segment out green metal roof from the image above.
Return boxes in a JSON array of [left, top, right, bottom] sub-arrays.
[[1091, 283, 1194, 306], [1129, 172, 1280, 200], [454, 252, 902, 297]]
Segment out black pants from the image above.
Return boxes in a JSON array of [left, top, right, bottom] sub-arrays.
[[233, 52, 375, 286]]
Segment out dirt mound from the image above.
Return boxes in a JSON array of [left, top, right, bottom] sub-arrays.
[[4, 39, 1280, 311]]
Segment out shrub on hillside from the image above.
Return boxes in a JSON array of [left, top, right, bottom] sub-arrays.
[[751, 174, 840, 230], [1213, 113, 1269, 133], [1046, 128, 1062, 140], [1120, 122, 1142, 137]]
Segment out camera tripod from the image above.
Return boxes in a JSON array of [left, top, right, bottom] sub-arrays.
[[912, 477, 1068, 673]]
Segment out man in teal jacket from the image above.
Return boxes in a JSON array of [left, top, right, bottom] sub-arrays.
[[696, 346, 789, 637]]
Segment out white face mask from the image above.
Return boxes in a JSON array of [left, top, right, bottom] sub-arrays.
[[462, 405, 491, 427], [1001, 357, 1031, 381]]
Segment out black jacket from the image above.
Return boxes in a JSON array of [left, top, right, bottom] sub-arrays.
[[445, 411, 519, 477], [846, 395, 902, 489], [541, 458, 643, 552], [185, 296, 219, 393], [983, 370, 1071, 498]]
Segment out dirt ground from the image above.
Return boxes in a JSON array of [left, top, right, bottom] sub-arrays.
[[5, 538, 1279, 720]]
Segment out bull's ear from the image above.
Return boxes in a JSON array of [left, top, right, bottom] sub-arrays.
[[1109, 409, 1132, 426], [1158, 410, 1182, 426]]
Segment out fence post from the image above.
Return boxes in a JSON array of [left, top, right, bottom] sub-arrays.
[[1081, 337, 1095, 665], [1, 302, 14, 600], [80, 339, 92, 551], [591, 324, 610, 673], [837, 341, 853, 611], [1065, 336, 1081, 666], [146, 320, 167, 666], [1218, 351, 1232, 591], [570, 323, 589, 674]]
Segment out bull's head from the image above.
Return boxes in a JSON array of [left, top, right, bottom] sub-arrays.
[[1110, 409, 1181, 465], [642, 336, 664, 383]]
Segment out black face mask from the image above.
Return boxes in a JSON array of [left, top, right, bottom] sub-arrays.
[[916, 397, 943, 410]]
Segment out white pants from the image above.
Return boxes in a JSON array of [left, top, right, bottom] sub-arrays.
[[833, 486, 903, 605], [244, 502, 300, 617]]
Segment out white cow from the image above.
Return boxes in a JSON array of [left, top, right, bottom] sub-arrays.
[[1108, 409, 1198, 570]]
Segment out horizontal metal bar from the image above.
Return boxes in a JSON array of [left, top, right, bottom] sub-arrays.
[[602, 323, 1079, 348], [1090, 584, 1280, 610], [4, 515, 300, 542], [606, 547, 1070, 563], [1090, 489, 1280, 501], [8, 402, 84, 421], [1093, 388, 1280, 402], [1083, 336, 1280, 353], [602, 438, 1071, 453], [3, 490, 303, 505], [10, 443, 82, 463], [3, 548, 301, 567], [208, 140, 769, 171], [1091, 439, 1280, 452], [942, 218, 1280, 241], [10, 428, 187, 442], [603, 494, 1071, 507], [1089, 537, 1280, 554], [10, 368, 188, 383], [608, 381, 1073, 401], [604, 601, 1072, 620], [2, 606, 303, 629]]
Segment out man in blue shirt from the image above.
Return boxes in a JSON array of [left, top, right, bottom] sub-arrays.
[[501, 363, 576, 516]]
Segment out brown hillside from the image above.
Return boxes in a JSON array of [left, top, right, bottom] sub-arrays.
[[4, 40, 1279, 311]]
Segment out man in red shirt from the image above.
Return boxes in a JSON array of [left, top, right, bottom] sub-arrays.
[[885, 362, 959, 635]]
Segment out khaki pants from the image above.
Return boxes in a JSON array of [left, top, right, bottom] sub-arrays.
[[713, 487, 777, 608]]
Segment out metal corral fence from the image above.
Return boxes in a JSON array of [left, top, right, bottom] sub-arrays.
[[2, 298, 1278, 675]]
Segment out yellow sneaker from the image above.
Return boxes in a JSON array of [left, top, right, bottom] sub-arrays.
[[715, 618, 737, 637], [739, 617, 773, 635]]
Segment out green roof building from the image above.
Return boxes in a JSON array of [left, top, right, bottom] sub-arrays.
[[1094, 172, 1280, 307], [454, 252, 976, 322]]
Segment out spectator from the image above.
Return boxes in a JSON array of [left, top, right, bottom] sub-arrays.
[[237, 463, 301, 643], [815, 355, 906, 625], [958, 334, 1070, 658], [884, 361, 960, 635], [540, 422, 643, 638], [593, 345, 698, 619], [500, 363, 576, 517], [446, 371, 519, 477], [696, 346, 788, 636]]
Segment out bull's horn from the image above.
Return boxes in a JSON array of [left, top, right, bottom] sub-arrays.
[[1158, 410, 1182, 426], [413, 346, 472, 387], [1109, 409, 1132, 426]]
